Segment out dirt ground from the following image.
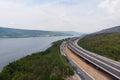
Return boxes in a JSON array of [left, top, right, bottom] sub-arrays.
[[65, 45, 114, 80]]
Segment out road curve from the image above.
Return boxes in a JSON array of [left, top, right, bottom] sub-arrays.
[[60, 41, 92, 80], [74, 38, 120, 69], [67, 37, 120, 80], [74, 38, 120, 66]]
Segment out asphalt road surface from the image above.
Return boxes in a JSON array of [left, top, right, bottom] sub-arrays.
[[60, 41, 92, 80], [67, 37, 120, 80]]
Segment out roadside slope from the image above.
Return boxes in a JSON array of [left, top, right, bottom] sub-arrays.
[[0, 40, 74, 80], [78, 31, 120, 61]]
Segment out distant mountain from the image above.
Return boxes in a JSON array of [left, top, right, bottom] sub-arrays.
[[59, 31, 85, 36], [0, 27, 72, 38], [97, 26, 120, 34]]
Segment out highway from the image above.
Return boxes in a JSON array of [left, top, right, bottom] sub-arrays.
[[73, 38, 120, 69], [67, 37, 120, 80], [60, 41, 92, 80]]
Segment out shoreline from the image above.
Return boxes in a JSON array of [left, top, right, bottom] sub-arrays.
[[0, 36, 70, 71], [0, 40, 74, 80]]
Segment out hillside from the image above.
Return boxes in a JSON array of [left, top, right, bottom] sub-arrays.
[[78, 26, 120, 61], [97, 26, 120, 33], [0, 27, 72, 38], [0, 40, 74, 80]]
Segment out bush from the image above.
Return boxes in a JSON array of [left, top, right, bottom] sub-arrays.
[[49, 73, 57, 80], [0, 40, 74, 80]]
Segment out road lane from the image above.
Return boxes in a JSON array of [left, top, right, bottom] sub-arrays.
[[67, 37, 120, 80], [60, 41, 92, 80]]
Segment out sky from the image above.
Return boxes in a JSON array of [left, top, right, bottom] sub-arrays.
[[0, 0, 120, 33]]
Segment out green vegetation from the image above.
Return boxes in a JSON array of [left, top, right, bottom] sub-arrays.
[[0, 40, 74, 80], [78, 32, 120, 61]]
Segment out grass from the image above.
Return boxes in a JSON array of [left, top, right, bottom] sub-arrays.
[[78, 32, 120, 61], [0, 40, 74, 80]]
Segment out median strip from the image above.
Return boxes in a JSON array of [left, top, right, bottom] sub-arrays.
[[65, 44, 113, 80]]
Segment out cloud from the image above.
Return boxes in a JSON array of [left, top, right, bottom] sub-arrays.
[[98, 0, 120, 15], [0, 0, 120, 33], [97, 0, 120, 28], [0, 0, 98, 32]]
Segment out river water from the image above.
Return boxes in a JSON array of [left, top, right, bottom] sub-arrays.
[[0, 36, 71, 71]]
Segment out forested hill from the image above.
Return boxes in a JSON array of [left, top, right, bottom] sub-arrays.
[[78, 26, 120, 61], [0, 27, 72, 38], [97, 26, 120, 34], [0, 40, 74, 80]]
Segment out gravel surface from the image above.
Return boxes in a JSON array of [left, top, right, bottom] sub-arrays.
[[65, 45, 113, 80]]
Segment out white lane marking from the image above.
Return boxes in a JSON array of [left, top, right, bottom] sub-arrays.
[[75, 72, 81, 80], [77, 45, 120, 67], [72, 44, 120, 72], [64, 45, 95, 80], [74, 39, 120, 67], [72, 59, 95, 80], [68, 45, 120, 80], [62, 42, 94, 80], [60, 43, 82, 80]]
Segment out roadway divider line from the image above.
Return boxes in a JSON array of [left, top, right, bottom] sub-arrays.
[[60, 41, 93, 80], [65, 45, 95, 80], [68, 44, 120, 79], [73, 45, 120, 72], [74, 38, 120, 67], [69, 44, 120, 79], [68, 38, 120, 80]]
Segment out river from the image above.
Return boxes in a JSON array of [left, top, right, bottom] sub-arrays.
[[0, 36, 71, 71]]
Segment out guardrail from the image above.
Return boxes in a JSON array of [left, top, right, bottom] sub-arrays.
[[60, 41, 92, 80], [67, 38, 120, 80]]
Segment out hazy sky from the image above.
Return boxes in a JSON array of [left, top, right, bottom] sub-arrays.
[[0, 0, 120, 33]]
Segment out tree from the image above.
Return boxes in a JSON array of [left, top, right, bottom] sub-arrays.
[[49, 73, 57, 80]]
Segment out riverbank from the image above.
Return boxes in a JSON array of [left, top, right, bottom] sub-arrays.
[[0, 40, 74, 80], [0, 36, 70, 71]]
